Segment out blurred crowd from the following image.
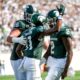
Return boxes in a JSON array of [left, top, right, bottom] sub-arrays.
[[0, 0, 80, 52]]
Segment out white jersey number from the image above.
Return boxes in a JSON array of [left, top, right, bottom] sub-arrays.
[[51, 41, 54, 54], [26, 36, 32, 50]]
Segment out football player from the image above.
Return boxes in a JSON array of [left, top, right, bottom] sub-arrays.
[[44, 10, 73, 80], [7, 5, 38, 80], [41, 4, 66, 72], [16, 13, 50, 80]]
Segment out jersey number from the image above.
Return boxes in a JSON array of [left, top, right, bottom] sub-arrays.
[[51, 41, 54, 54], [26, 36, 32, 50]]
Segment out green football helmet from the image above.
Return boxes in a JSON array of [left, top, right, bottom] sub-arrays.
[[24, 5, 38, 22], [57, 4, 65, 15], [31, 13, 47, 25], [47, 10, 59, 19], [47, 9, 59, 22], [24, 5, 38, 14]]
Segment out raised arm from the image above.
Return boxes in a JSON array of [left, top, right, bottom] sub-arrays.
[[7, 28, 21, 43]]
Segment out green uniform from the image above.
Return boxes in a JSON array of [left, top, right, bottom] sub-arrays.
[[22, 24, 49, 59], [50, 24, 72, 58], [11, 20, 31, 60]]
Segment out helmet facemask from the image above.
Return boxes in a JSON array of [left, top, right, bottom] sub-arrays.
[[47, 10, 59, 28], [24, 12, 32, 23], [47, 18, 56, 28]]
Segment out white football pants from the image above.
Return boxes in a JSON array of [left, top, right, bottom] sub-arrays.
[[45, 56, 66, 80], [19, 57, 42, 80], [11, 59, 26, 80]]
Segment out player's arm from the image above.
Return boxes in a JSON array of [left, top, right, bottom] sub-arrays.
[[7, 28, 26, 45], [43, 45, 51, 60], [61, 37, 73, 79], [40, 45, 51, 73], [43, 36, 50, 54], [42, 20, 62, 35], [7, 21, 26, 45], [16, 44, 25, 59], [41, 27, 58, 35], [7, 28, 21, 43], [41, 36, 50, 60], [40, 36, 50, 73]]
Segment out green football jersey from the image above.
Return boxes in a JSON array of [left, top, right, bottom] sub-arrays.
[[50, 24, 72, 58], [11, 20, 31, 60], [13, 20, 31, 30], [22, 24, 49, 59]]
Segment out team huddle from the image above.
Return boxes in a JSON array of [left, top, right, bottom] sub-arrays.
[[7, 4, 73, 80]]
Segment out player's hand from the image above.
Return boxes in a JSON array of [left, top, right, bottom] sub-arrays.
[[40, 63, 48, 73], [18, 36, 27, 45], [12, 36, 27, 45], [61, 69, 68, 79]]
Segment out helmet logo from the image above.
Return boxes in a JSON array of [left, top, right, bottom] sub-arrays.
[[53, 11, 59, 17], [38, 16, 45, 22]]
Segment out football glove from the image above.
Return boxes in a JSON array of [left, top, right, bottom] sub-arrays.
[[12, 36, 27, 45]]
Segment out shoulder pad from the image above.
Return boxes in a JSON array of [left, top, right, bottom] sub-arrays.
[[13, 20, 27, 30], [59, 26, 72, 37], [13, 20, 21, 28], [36, 26, 44, 32]]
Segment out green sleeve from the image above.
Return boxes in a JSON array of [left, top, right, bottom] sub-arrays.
[[13, 20, 26, 31], [21, 26, 44, 38], [31, 26, 44, 37], [59, 27, 72, 38], [13, 20, 20, 28], [35, 26, 44, 32]]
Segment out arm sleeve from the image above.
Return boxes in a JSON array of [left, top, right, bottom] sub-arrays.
[[13, 21, 20, 28], [22, 26, 44, 38], [59, 27, 72, 38], [36, 26, 44, 33], [13, 20, 25, 31], [31, 26, 44, 37]]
